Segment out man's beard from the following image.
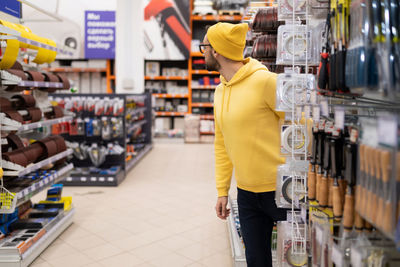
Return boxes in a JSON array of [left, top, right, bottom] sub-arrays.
[[205, 53, 220, 71]]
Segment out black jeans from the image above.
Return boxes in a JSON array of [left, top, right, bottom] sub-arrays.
[[237, 188, 286, 267]]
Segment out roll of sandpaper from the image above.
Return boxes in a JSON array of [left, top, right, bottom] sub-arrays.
[[10, 61, 23, 70], [22, 144, 43, 164], [11, 95, 36, 108], [6, 69, 27, 92], [44, 106, 64, 119], [3, 150, 28, 167], [40, 73, 58, 92], [0, 97, 12, 111], [4, 110, 24, 123], [55, 73, 70, 90], [6, 134, 24, 150], [24, 71, 44, 82], [25, 107, 42, 122]]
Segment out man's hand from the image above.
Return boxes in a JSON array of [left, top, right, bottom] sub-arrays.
[[215, 196, 230, 220]]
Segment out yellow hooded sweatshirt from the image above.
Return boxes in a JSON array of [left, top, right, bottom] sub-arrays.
[[214, 57, 285, 197]]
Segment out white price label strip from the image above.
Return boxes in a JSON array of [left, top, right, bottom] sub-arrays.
[[313, 106, 320, 122], [321, 100, 329, 116], [378, 116, 398, 147], [335, 107, 345, 130]]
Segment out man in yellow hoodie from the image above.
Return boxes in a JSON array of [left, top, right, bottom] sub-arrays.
[[200, 22, 286, 267]]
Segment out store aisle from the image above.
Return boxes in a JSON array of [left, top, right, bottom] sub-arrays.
[[30, 142, 233, 267]]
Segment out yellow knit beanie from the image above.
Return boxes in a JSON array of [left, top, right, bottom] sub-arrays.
[[207, 22, 248, 61]]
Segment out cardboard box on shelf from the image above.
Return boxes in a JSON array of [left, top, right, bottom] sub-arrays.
[[146, 62, 160, 77], [88, 60, 107, 68]]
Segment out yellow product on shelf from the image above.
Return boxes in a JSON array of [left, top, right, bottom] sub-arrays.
[[39, 196, 72, 211], [0, 21, 20, 69], [32, 36, 51, 64], [46, 39, 57, 63]]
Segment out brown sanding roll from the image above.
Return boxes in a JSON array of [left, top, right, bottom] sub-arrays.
[[24, 71, 44, 82], [10, 61, 23, 70], [3, 149, 28, 167], [6, 134, 24, 150], [44, 106, 64, 119], [41, 73, 58, 93], [49, 136, 67, 152], [11, 95, 36, 108], [397, 152, 400, 222], [0, 97, 12, 111], [55, 73, 70, 90], [33, 138, 57, 162], [22, 144, 43, 164], [25, 107, 42, 122], [6, 69, 27, 92], [4, 110, 24, 123]]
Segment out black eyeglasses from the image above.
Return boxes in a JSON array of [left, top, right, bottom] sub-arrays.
[[199, 43, 212, 54]]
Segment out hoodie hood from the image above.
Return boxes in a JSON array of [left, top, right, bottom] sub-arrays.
[[220, 58, 268, 86]]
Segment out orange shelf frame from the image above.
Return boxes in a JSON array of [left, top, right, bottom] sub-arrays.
[[155, 112, 188, 116], [191, 15, 242, 21], [200, 115, 214, 120], [43, 67, 107, 73], [191, 85, 216, 90], [145, 76, 188, 81], [191, 52, 204, 57], [191, 70, 219, 75], [200, 131, 215, 135], [192, 103, 213, 108], [152, 94, 189, 98]]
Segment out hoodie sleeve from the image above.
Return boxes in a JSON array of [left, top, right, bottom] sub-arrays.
[[264, 72, 285, 119], [214, 111, 233, 197]]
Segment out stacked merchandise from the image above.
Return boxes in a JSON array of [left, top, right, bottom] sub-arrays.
[[50, 94, 152, 186], [0, 185, 74, 266], [0, 19, 75, 266]]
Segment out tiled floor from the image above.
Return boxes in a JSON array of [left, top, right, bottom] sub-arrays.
[[30, 141, 233, 267]]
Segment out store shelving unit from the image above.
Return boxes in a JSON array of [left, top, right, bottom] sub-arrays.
[[0, 208, 75, 267], [155, 111, 188, 117], [42, 67, 106, 73], [51, 93, 152, 186], [227, 197, 246, 267], [153, 94, 189, 98], [145, 76, 188, 81]]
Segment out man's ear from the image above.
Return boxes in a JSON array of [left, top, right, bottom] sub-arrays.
[[212, 48, 218, 58]]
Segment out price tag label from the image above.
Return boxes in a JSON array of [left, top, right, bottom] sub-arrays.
[[107, 177, 114, 182], [335, 107, 345, 130], [331, 244, 343, 267], [33, 81, 39, 87], [99, 177, 105, 182], [320, 100, 329, 117], [90, 177, 97, 182], [378, 115, 398, 147], [66, 177, 73, 181], [81, 177, 87, 182]]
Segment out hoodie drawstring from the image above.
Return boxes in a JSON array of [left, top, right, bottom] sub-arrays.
[[220, 86, 226, 125], [227, 85, 232, 112]]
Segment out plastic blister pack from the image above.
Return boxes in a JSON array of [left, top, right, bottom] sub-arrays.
[[277, 0, 309, 21], [276, 163, 307, 209], [277, 221, 308, 267], [276, 73, 316, 112], [276, 24, 319, 65], [281, 123, 309, 155]]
